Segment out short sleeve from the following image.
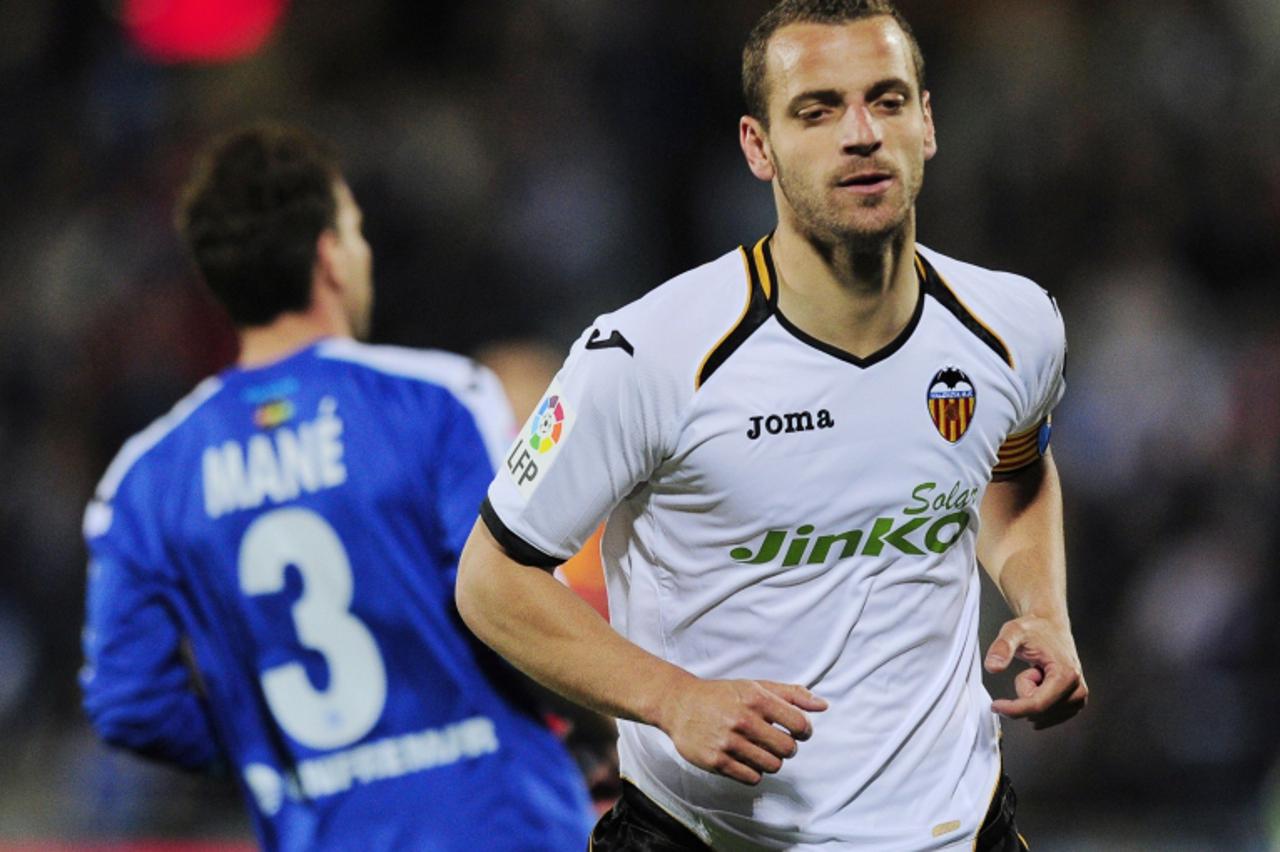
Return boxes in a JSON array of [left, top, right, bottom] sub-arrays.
[[1022, 293, 1067, 431], [995, 293, 1066, 477], [482, 323, 679, 567]]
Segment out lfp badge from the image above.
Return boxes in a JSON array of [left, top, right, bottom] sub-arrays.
[[529, 395, 566, 454], [506, 380, 575, 500], [927, 367, 976, 443]]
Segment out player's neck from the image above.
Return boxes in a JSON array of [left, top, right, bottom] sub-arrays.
[[770, 218, 919, 361], [237, 310, 352, 369]]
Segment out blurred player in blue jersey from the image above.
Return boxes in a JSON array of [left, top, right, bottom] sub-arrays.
[[79, 125, 594, 851]]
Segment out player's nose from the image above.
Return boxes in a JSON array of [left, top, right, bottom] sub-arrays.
[[841, 105, 882, 157]]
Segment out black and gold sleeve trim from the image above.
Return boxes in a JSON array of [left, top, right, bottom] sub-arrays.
[[918, 255, 1015, 369], [480, 498, 563, 570], [695, 236, 776, 389], [992, 418, 1047, 477]]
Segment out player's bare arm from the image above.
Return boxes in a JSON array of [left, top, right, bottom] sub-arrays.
[[977, 450, 1087, 729], [455, 521, 827, 785]]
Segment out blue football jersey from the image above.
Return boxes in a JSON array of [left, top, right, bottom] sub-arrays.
[[81, 338, 594, 851]]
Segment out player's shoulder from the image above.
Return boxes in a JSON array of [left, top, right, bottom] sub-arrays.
[[918, 244, 1064, 371], [316, 338, 513, 463], [316, 338, 492, 397], [919, 244, 1059, 324], [578, 244, 757, 389], [85, 376, 225, 537]]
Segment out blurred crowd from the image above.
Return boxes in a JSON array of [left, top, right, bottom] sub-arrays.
[[0, 0, 1277, 847]]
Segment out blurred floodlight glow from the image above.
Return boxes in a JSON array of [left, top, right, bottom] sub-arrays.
[[123, 0, 288, 63]]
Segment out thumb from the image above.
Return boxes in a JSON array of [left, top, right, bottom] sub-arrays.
[[759, 681, 829, 712], [984, 627, 1021, 673]]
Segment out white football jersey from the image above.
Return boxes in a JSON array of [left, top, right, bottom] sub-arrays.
[[484, 236, 1065, 851]]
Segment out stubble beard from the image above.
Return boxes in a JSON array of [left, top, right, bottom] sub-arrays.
[[775, 156, 920, 262]]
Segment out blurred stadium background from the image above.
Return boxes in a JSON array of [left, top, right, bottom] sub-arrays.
[[0, 0, 1277, 848]]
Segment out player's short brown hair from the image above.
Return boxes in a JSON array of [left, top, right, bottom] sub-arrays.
[[176, 124, 341, 327], [742, 0, 926, 125]]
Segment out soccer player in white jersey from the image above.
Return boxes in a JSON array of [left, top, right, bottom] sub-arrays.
[[457, 1, 1087, 849]]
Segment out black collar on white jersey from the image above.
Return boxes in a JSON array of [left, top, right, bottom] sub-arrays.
[[697, 236, 1014, 388]]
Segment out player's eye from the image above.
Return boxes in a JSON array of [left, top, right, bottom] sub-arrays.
[[798, 107, 831, 122], [876, 96, 906, 113]]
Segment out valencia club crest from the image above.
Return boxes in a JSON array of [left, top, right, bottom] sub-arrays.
[[927, 367, 976, 443]]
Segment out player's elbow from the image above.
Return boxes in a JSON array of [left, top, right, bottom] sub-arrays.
[[82, 685, 145, 755], [82, 673, 217, 770], [85, 700, 152, 758], [81, 664, 129, 744], [82, 681, 127, 750], [87, 708, 218, 771]]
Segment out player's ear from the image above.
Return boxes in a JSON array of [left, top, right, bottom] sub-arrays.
[[740, 115, 776, 182], [921, 90, 937, 161]]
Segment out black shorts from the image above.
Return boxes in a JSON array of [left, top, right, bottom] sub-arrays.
[[975, 773, 1030, 852], [589, 776, 1028, 851], [589, 780, 708, 851]]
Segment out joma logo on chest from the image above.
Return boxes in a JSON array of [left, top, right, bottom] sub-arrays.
[[746, 409, 835, 440]]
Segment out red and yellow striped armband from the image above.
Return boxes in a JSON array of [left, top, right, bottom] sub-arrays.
[[993, 417, 1050, 477]]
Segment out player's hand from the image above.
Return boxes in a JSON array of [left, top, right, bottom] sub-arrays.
[[984, 615, 1087, 730], [657, 678, 828, 786]]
